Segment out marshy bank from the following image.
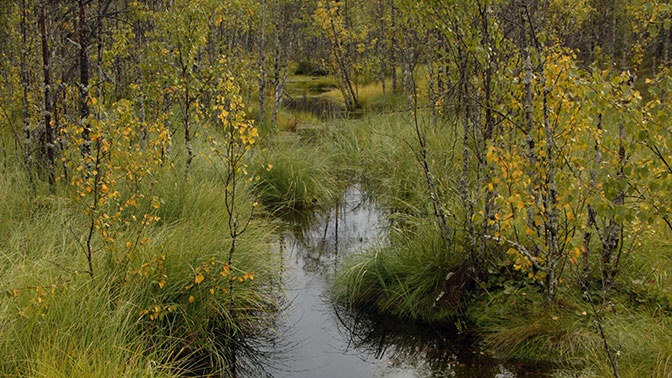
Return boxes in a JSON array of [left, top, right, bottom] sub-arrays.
[[264, 184, 553, 377], [1, 103, 669, 377], [254, 110, 672, 378], [3, 1, 672, 376], [0, 150, 282, 377]]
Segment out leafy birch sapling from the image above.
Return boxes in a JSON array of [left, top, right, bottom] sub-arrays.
[[62, 98, 169, 279], [211, 71, 259, 377]]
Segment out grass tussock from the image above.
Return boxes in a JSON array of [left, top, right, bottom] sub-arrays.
[[335, 223, 469, 323], [251, 138, 340, 214], [580, 311, 672, 378], [466, 234, 672, 376], [1, 277, 171, 378]]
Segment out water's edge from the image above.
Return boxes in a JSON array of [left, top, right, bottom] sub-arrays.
[[265, 185, 550, 378]]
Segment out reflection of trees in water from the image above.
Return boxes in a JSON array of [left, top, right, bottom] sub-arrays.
[[332, 304, 553, 377], [267, 185, 552, 377], [275, 203, 337, 275], [232, 311, 293, 378], [332, 305, 464, 376], [284, 95, 345, 120], [282, 184, 389, 276], [262, 186, 548, 378]]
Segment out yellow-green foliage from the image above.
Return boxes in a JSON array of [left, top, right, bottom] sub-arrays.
[[61, 98, 169, 268], [0, 103, 278, 377]]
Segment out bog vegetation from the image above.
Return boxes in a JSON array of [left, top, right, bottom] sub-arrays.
[[0, 0, 670, 377]]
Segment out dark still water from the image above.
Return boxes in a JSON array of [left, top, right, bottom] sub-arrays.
[[265, 185, 550, 378]]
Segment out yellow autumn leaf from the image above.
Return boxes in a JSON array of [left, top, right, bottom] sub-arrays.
[[194, 273, 205, 284]]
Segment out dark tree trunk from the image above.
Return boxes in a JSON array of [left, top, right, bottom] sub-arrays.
[[258, 0, 267, 125], [79, 0, 91, 157], [39, 0, 55, 185], [271, 0, 291, 129], [20, 0, 32, 174], [390, 0, 398, 93]]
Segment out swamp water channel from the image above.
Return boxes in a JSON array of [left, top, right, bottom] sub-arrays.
[[257, 185, 551, 378]]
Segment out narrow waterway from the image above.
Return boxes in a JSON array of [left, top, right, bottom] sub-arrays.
[[267, 185, 549, 378]]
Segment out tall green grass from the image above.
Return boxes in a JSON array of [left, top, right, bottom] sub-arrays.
[[1, 276, 173, 377], [335, 221, 469, 323], [127, 166, 279, 375], [468, 288, 598, 365], [0, 163, 163, 377], [322, 112, 460, 213], [327, 112, 472, 324], [0, 140, 281, 377], [251, 134, 340, 214], [580, 310, 672, 377]]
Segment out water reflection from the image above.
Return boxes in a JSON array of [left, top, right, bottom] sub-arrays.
[[333, 308, 549, 378], [267, 185, 550, 378]]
